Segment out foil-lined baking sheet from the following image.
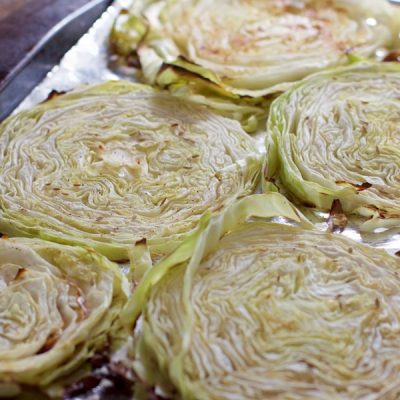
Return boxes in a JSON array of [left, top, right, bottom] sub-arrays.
[[15, 0, 135, 112], [12, 0, 400, 256]]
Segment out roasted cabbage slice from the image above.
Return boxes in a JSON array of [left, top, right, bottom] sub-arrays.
[[111, 0, 398, 97], [266, 62, 400, 230], [0, 237, 129, 396], [0, 81, 261, 260], [131, 194, 400, 399]]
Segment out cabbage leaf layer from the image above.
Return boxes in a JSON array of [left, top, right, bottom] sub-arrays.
[[0, 81, 261, 260], [111, 0, 398, 98], [132, 193, 400, 399], [0, 237, 129, 396], [266, 62, 400, 230]]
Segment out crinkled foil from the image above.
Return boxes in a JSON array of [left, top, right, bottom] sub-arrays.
[[13, 0, 400, 256], [15, 0, 134, 112]]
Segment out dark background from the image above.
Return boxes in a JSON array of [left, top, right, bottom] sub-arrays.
[[0, 0, 90, 83], [0, 0, 112, 120]]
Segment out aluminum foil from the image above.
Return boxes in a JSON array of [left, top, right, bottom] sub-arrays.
[[13, 0, 400, 256], [15, 0, 134, 112]]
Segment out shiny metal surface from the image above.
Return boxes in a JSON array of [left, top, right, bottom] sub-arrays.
[[0, 0, 113, 120]]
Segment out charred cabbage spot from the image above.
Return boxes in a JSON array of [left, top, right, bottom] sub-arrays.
[[111, 0, 398, 97], [0, 81, 261, 260], [327, 199, 348, 232], [132, 194, 400, 400], [384, 51, 400, 63], [0, 237, 128, 393], [265, 62, 400, 230]]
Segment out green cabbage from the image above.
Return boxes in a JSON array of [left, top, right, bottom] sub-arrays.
[[130, 193, 400, 399], [0, 237, 129, 396], [0, 81, 261, 261], [265, 62, 400, 231], [111, 0, 398, 98]]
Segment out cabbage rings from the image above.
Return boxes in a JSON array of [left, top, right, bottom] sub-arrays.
[[0, 81, 260, 260], [131, 194, 400, 399], [266, 62, 400, 230], [111, 0, 398, 98], [0, 237, 128, 395]]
